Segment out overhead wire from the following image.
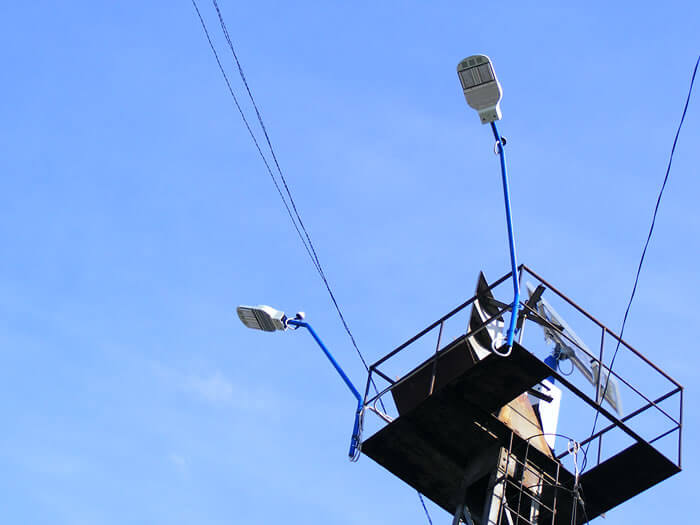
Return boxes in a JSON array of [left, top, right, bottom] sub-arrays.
[[201, 0, 391, 415], [192, 3, 434, 521], [189, 0, 318, 274], [583, 55, 699, 466], [209, 0, 323, 275]]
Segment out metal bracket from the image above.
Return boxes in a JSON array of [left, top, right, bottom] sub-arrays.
[[452, 503, 476, 525]]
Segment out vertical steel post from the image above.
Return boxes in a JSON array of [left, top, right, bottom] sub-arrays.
[[452, 503, 476, 525], [517, 267, 527, 346], [429, 321, 444, 396], [679, 387, 684, 468], [483, 433, 516, 525]]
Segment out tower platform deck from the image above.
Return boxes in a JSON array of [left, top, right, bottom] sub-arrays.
[[362, 337, 680, 524]]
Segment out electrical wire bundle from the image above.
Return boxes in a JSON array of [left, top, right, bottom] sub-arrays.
[[190, 1, 435, 522]]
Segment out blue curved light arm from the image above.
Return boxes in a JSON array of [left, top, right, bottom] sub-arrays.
[[490, 122, 520, 353], [286, 318, 362, 458]]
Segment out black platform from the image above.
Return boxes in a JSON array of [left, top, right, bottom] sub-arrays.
[[362, 341, 681, 524]]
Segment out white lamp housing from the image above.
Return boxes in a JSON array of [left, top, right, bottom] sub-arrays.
[[237, 305, 287, 332], [457, 54, 503, 124]]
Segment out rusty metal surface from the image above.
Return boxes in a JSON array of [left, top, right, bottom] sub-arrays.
[[390, 335, 478, 416], [362, 342, 556, 514], [497, 393, 553, 459]]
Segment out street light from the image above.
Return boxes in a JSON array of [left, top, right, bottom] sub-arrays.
[[236, 305, 288, 332], [457, 54, 520, 357], [457, 54, 503, 124], [236, 305, 363, 459]]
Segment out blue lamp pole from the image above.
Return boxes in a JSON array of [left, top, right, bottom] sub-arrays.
[[490, 121, 520, 355], [286, 318, 363, 459], [457, 54, 520, 356], [236, 305, 364, 458]]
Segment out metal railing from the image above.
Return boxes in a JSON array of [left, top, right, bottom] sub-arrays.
[[361, 264, 683, 471]]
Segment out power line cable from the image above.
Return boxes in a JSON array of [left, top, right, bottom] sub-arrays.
[[189, 0, 319, 275], [193, 0, 387, 418], [193, 3, 434, 522], [210, 1, 316, 263], [210, 0, 325, 277], [200, 0, 389, 416], [189, 10, 415, 508], [583, 55, 699, 465]]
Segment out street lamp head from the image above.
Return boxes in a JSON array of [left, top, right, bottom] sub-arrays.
[[236, 305, 288, 332], [457, 54, 503, 124]]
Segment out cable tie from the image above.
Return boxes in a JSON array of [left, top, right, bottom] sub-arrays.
[[493, 136, 507, 154]]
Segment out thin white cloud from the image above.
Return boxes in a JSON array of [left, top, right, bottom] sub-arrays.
[[7, 449, 85, 478], [168, 453, 189, 478], [149, 361, 286, 415], [169, 453, 187, 468], [185, 372, 234, 404]]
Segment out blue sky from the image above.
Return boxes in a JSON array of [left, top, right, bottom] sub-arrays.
[[1, 1, 698, 523]]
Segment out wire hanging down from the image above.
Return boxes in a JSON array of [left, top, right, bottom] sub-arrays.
[[584, 55, 700, 465]]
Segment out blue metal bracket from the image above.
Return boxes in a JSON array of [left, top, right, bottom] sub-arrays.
[[490, 122, 520, 356], [286, 318, 363, 459]]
